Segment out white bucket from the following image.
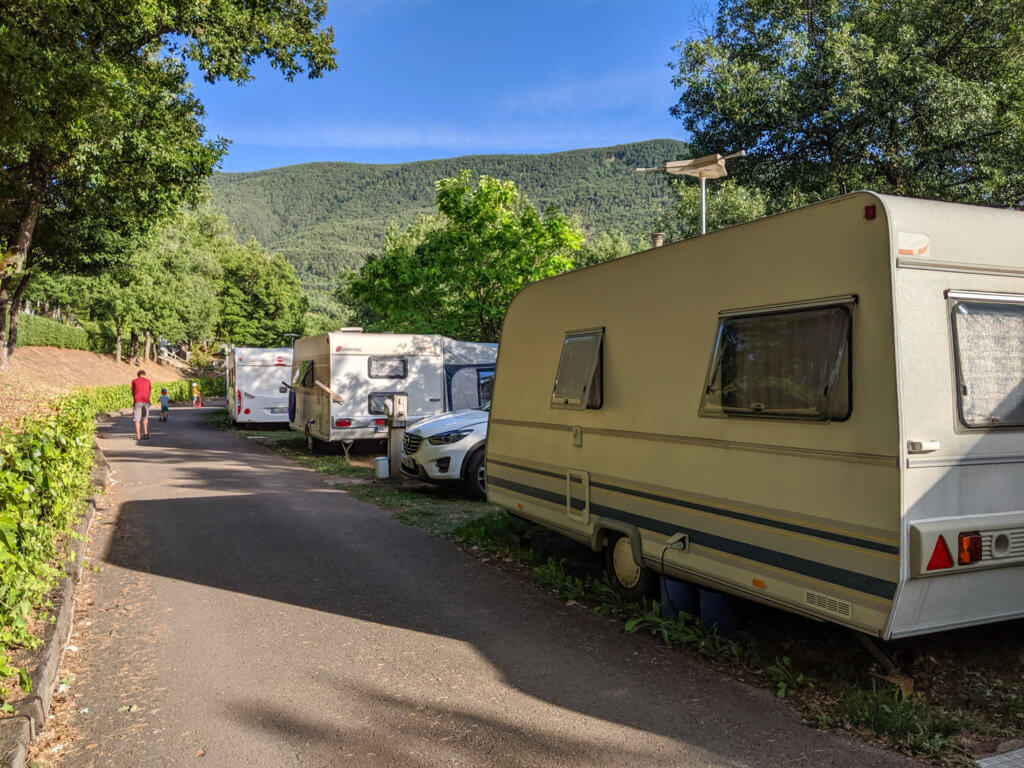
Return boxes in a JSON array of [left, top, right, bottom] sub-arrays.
[[374, 456, 390, 480]]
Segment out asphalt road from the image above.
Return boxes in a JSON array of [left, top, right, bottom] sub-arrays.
[[60, 405, 914, 767]]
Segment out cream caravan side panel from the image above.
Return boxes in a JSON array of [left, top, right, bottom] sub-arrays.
[[489, 193, 901, 636]]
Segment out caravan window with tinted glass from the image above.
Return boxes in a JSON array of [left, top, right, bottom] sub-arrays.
[[950, 294, 1024, 428], [551, 328, 603, 410], [369, 391, 407, 415], [700, 303, 851, 420], [368, 356, 407, 379]]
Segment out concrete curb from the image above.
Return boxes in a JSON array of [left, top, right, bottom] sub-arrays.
[[0, 445, 109, 768]]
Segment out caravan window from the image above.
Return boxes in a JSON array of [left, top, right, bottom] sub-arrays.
[[369, 391, 407, 415], [368, 356, 407, 379], [551, 328, 603, 410], [950, 294, 1024, 428], [700, 303, 851, 421], [293, 360, 314, 389]]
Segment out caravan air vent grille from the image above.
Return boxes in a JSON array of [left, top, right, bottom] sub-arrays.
[[805, 590, 852, 619], [981, 529, 1024, 560]]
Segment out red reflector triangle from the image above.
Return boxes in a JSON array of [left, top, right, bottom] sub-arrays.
[[927, 535, 954, 570]]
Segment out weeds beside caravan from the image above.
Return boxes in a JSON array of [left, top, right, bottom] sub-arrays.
[[487, 192, 1024, 639], [289, 329, 496, 449], [226, 347, 293, 424]]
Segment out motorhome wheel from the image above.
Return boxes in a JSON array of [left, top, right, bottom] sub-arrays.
[[606, 534, 654, 600]]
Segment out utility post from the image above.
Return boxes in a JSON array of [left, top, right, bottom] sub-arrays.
[[638, 150, 747, 236], [386, 394, 408, 480]]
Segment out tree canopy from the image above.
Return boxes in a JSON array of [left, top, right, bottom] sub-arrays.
[[338, 172, 583, 342], [670, 0, 1024, 208], [0, 0, 336, 367]]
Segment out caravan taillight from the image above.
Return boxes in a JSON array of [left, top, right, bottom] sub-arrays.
[[864, 205, 876, 220], [958, 531, 982, 565], [373, 418, 387, 427], [926, 535, 954, 571], [243, 408, 251, 415], [335, 418, 352, 427]]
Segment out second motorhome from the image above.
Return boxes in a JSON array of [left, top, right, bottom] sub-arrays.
[[487, 191, 1024, 639], [289, 329, 497, 448], [226, 347, 293, 424]]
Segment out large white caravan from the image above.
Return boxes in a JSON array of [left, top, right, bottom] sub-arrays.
[[226, 347, 293, 424], [488, 192, 1024, 639], [289, 329, 497, 448]]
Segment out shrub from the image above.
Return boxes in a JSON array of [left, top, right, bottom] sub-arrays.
[[14, 314, 90, 351], [78, 320, 117, 354], [0, 393, 96, 709]]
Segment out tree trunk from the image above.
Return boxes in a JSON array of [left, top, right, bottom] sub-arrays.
[[5, 274, 32, 361], [115, 324, 123, 364], [0, 277, 10, 372], [144, 330, 152, 363], [128, 329, 139, 364]]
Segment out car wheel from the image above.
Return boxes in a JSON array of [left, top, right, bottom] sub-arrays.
[[465, 448, 486, 499], [605, 534, 655, 600]]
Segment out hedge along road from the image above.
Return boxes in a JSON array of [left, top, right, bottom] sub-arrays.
[[59, 405, 913, 768]]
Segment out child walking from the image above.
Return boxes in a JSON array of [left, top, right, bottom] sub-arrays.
[[158, 388, 171, 421]]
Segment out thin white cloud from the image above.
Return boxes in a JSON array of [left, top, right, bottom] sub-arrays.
[[500, 71, 665, 114]]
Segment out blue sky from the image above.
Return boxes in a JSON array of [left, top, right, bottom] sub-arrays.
[[191, 0, 706, 172]]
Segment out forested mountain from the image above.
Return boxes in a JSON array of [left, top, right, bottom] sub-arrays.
[[208, 139, 688, 301]]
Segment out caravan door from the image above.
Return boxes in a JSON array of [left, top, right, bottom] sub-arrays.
[[405, 353, 444, 421]]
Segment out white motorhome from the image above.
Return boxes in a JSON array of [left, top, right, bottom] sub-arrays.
[[226, 347, 293, 424], [289, 329, 497, 449], [487, 192, 1024, 639]]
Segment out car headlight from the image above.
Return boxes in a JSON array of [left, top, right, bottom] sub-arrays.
[[427, 429, 472, 445]]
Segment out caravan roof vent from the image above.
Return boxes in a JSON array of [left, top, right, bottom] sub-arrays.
[[340, 327, 363, 333]]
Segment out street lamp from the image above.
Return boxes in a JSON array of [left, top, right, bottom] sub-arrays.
[[638, 150, 747, 236]]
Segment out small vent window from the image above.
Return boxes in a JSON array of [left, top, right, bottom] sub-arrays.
[[551, 328, 603, 410], [368, 356, 407, 379], [369, 391, 407, 415], [950, 294, 1024, 428], [700, 302, 852, 421]]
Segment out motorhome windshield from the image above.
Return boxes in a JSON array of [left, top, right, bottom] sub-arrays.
[[951, 297, 1024, 428], [701, 304, 851, 420]]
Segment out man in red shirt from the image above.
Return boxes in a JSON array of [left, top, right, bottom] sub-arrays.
[[131, 370, 152, 441]]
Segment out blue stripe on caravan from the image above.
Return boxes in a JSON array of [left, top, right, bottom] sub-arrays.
[[488, 458, 897, 555], [486, 474, 897, 600]]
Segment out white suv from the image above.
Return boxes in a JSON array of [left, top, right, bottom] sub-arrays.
[[400, 405, 489, 498]]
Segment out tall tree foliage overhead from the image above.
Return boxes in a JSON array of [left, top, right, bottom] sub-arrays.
[[670, 0, 1024, 207], [0, 0, 336, 369], [338, 172, 583, 342]]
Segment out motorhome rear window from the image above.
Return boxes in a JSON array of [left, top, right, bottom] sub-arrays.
[[477, 368, 495, 407], [369, 391, 407, 415], [950, 296, 1024, 428], [700, 304, 851, 420], [551, 328, 603, 410], [293, 360, 314, 388], [368, 356, 407, 379]]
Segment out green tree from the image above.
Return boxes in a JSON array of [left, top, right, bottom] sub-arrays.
[[217, 239, 309, 347], [670, 0, 1024, 208], [654, 179, 767, 242], [339, 172, 583, 342], [576, 231, 645, 268], [0, 0, 336, 368]]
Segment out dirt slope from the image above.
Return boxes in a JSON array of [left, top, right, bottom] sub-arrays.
[[0, 347, 190, 425]]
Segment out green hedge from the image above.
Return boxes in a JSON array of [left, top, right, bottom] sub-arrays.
[[14, 314, 90, 351], [0, 375, 224, 708]]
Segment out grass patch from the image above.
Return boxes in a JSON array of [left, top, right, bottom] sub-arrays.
[[840, 685, 964, 758]]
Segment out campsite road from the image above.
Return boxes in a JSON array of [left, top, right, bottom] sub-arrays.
[[59, 406, 914, 768]]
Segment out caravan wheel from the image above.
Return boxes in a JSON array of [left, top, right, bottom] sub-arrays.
[[605, 534, 655, 600]]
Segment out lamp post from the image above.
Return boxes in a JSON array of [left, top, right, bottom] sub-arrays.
[[638, 150, 747, 236]]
